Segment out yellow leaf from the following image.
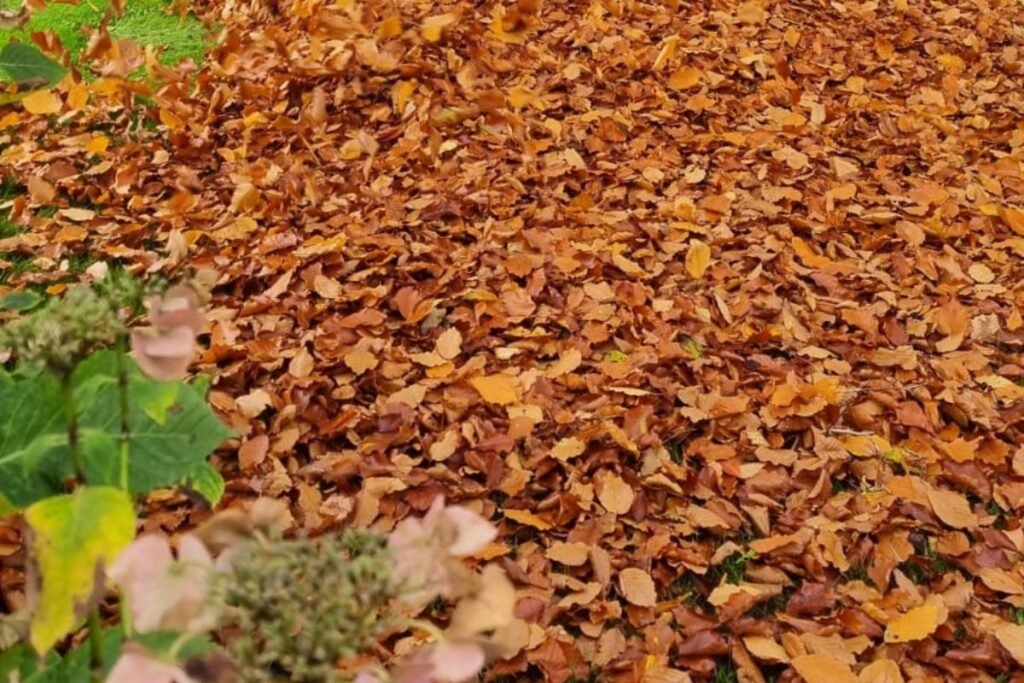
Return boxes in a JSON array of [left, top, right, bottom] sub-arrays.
[[504, 508, 552, 530], [546, 348, 582, 378], [508, 86, 536, 109], [470, 374, 520, 405], [421, 13, 457, 42], [85, 134, 109, 155], [668, 66, 702, 90], [159, 107, 185, 131], [391, 80, 416, 112], [67, 82, 89, 110], [377, 14, 402, 39], [790, 654, 858, 683], [339, 139, 363, 160], [685, 240, 711, 278], [884, 595, 948, 643], [652, 35, 679, 71], [26, 488, 135, 653], [618, 567, 657, 607], [551, 436, 585, 461], [22, 90, 62, 115]]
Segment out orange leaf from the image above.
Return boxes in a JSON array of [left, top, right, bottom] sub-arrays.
[[470, 374, 520, 405], [685, 240, 711, 278], [884, 595, 948, 643], [668, 66, 702, 90], [790, 654, 858, 683], [925, 485, 977, 529]]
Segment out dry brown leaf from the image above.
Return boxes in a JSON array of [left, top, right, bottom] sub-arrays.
[[925, 485, 977, 529], [597, 473, 634, 515], [618, 567, 657, 607], [435, 327, 463, 360], [858, 660, 904, 683], [790, 654, 859, 683], [545, 542, 590, 566], [236, 389, 272, 418]]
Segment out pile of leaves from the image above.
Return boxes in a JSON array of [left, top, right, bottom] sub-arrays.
[[3, 0, 1024, 680]]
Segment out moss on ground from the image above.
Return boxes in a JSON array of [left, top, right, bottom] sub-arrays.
[[0, 0, 206, 68]]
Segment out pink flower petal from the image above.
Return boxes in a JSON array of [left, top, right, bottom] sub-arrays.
[[427, 640, 486, 682], [131, 327, 196, 381], [108, 535, 173, 588], [442, 507, 497, 556], [105, 650, 192, 683]]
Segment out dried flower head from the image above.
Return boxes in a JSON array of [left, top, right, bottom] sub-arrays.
[[215, 531, 399, 683], [0, 285, 125, 374]]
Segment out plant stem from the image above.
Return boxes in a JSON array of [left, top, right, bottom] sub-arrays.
[[115, 338, 130, 491], [87, 608, 104, 674], [61, 374, 85, 482]]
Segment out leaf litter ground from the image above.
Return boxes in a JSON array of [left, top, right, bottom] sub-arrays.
[[3, 0, 1024, 681]]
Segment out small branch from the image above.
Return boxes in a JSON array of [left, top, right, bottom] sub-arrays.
[[61, 375, 86, 482], [115, 339, 131, 491], [87, 608, 104, 675]]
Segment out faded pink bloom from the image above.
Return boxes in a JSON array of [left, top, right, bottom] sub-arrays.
[[131, 285, 204, 381], [425, 640, 487, 682], [388, 498, 496, 609], [108, 534, 218, 633], [105, 647, 195, 683]]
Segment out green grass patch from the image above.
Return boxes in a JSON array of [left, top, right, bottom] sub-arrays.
[[0, 0, 206, 70]]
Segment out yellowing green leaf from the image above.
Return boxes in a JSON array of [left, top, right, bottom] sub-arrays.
[[26, 487, 135, 653], [469, 374, 520, 405], [685, 240, 711, 279], [22, 89, 62, 115], [884, 595, 948, 643]]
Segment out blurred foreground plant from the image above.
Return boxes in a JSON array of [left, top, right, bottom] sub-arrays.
[[0, 270, 231, 682], [102, 497, 518, 683]]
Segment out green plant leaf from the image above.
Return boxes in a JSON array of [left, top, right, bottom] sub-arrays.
[[0, 290, 44, 312], [182, 461, 225, 505], [0, 371, 74, 510], [76, 352, 234, 495], [24, 486, 135, 654], [0, 43, 66, 86], [0, 351, 233, 510]]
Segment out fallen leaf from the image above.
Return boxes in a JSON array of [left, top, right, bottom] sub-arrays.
[[470, 374, 520, 405], [545, 542, 590, 566], [884, 595, 948, 643], [22, 90, 62, 115], [685, 240, 711, 278], [618, 567, 657, 607], [597, 472, 634, 515], [790, 654, 858, 683]]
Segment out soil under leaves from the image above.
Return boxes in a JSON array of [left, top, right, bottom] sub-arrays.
[[3, 0, 1024, 681]]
